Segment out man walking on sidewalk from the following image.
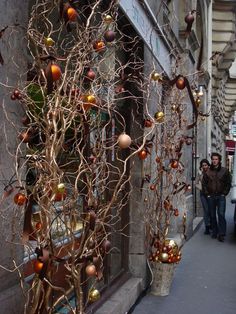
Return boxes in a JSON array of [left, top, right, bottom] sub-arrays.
[[202, 153, 231, 242]]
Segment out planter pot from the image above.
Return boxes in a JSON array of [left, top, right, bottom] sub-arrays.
[[150, 262, 175, 296]]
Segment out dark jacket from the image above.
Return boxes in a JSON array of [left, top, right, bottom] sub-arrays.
[[202, 164, 231, 196]]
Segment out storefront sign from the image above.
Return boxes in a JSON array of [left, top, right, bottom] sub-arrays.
[[119, 0, 171, 76]]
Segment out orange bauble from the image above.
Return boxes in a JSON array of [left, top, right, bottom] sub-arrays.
[[138, 149, 148, 160], [67, 7, 77, 21], [150, 184, 156, 191], [14, 193, 27, 206], [176, 77, 186, 90], [51, 64, 62, 81], [34, 260, 44, 273], [35, 222, 42, 230], [174, 208, 179, 216], [93, 40, 106, 52], [85, 264, 97, 277], [170, 160, 179, 169]]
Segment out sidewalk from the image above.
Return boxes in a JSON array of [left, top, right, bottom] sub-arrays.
[[131, 201, 236, 314]]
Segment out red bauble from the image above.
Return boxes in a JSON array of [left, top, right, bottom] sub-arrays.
[[21, 116, 30, 126], [86, 69, 96, 81], [51, 64, 62, 81], [34, 260, 44, 273], [54, 191, 67, 202], [138, 149, 148, 160], [104, 30, 115, 42], [185, 13, 194, 24], [150, 184, 156, 191], [170, 160, 179, 169], [176, 77, 186, 90], [144, 119, 153, 128], [174, 208, 179, 217], [14, 193, 27, 206]]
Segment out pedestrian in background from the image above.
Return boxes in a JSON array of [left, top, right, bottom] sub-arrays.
[[202, 152, 231, 242], [196, 159, 211, 234]]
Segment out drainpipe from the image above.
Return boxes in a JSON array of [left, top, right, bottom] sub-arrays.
[[206, 1, 212, 158]]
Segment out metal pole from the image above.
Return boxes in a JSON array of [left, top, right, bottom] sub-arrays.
[[231, 144, 236, 203]]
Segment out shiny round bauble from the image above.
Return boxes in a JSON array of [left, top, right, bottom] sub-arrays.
[[155, 156, 161, 163], [10, 94, 16, 101], [85, 264, 97, 277], [14, 193, 27, 206], [162, 246, 168, 253], [104, 30, 115, 42], [118, 133, 132, 149], [44, 37, 55, 47], [163, 199, 171, 210], [176, 254, 181, 262], [171, 104, 177, 111], [34, 260, 44, 273], [57, 183, 65, 193], [88, 289, 100, 303], [138, 149, 148, 160], [35, 222, 42, 230], [160, 252, 169, 262], [144, 119, 153, 128], [86, 95, 96, 104], [51, 64, 62, 81], [102, 239, 111, 253], [164, 239, 179, 255], [86, 69, 96, 81], [154, 111, 165, 122], [170, 160, 179, 169], [67, 7, 77, 21], [93, 40, 106, 52], [174, 208, 179, 216], [201, 117, 205, 121], [104, 14, 113, 24], [13, 89, 22, 99], [186, 184, 191, 191], [185, 13, 194, 24], [19, 130, 30, 143], [176, 76, 186, 90], [150, 184, 156, 191], [185, 138, 192, 145], [151, 71, 161, 81], [195, 97, 201, 106], [144, 197, 148, 202]]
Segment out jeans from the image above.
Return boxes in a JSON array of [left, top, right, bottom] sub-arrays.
[[200, 192, 211, 228], [207, 195, 226, 236]]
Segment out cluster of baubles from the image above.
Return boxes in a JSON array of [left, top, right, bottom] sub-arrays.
[[11, 89, 22, 101], [149, 239, 182, 264]]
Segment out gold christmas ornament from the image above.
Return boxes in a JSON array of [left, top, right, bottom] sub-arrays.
[[201, 117, 205, 121], [195, 97, 201, 106], [57, 183, 65, 193], [118, 133, 132, 149], [151, 71, 161, 81], [154, 111, 165, 122], [86, 95, 96, 104], [89, 289, 100, 302], [44, 37, 55, 47], [104, 14, 113, 24], [160, 252, 169, 262]]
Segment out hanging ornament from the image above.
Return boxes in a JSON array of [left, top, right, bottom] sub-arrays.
[[14, 193, 27, 206], [33, 260, 44, 273], [54, 190, 67, 202], [21, 116, 30, 126], [185, 138, 192, 145], [51, 64, 62, 81], [151, 71, 162, 81], [171, 104, 177, 111], [102, 239, 111, 253], [160, 252, 169, 262], [88, 289, 100, 302], [138, 149, 148, 160], [44, 37, 55, 47], [176, 76, 186, 90], [85, 264, 97, 277], [118, 133, 132, 149], [19, 130, 31, 143], [195, 97, 201, 106], [144, 119, 153, 128], [67, 7, 77, 21], [154, 111, 165, 122], [93, 40, 106, 52], [174, 208, 179, 216], [104, 30, 115, 42], [85, 69, 96, 81], [35, 222, 42, 230], [150, 184, 156, 191], [104, 14, 113, 24], [57, 183, 65, 193], [86, 94, 96, 104], [170, 160, 179, 169]]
